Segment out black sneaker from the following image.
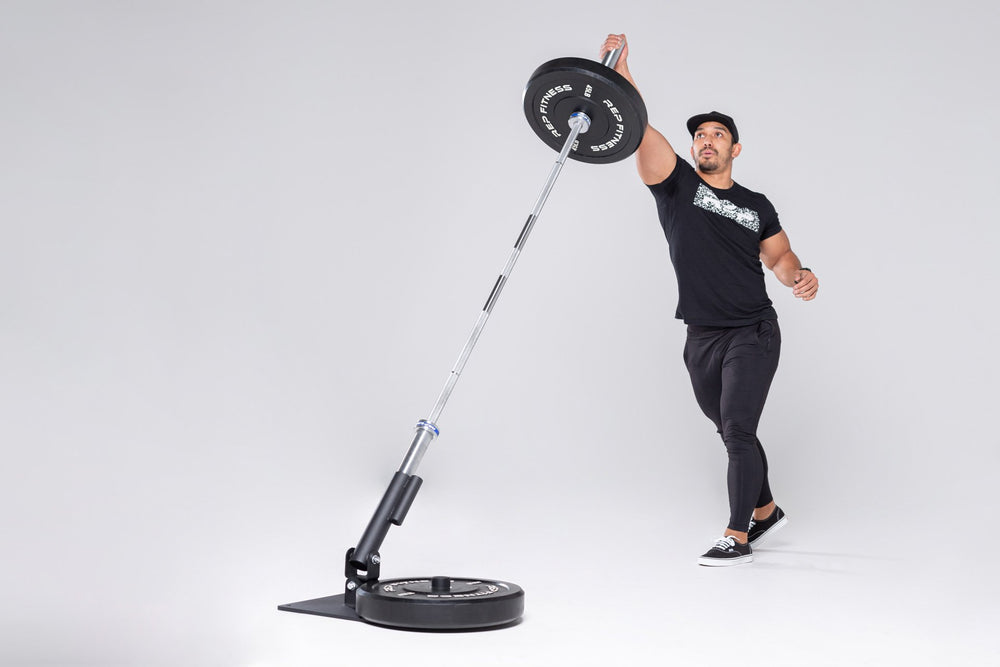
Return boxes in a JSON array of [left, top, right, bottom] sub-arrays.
[[697, 536, 753, 566], [747, 506, 788, 547]]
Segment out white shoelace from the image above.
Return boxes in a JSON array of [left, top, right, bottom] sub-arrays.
[[748, 518, 757, 531], [713, 536, 738, 551]]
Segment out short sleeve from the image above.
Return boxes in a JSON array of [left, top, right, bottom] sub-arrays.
[[759, 198, 782, 240], [645, 154, 691, 201]]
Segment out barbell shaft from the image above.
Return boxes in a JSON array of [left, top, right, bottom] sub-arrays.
[[397, 113, 589, 477]]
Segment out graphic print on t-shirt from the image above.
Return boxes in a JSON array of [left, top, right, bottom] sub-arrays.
[[693, 183, 760, 233]]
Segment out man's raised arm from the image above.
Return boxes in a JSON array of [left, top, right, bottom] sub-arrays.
[[601, 34, 677, 185]]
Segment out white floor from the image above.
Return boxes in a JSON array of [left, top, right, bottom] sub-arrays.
[[260, 526, 997, 666], [7, 498, 992, 667]]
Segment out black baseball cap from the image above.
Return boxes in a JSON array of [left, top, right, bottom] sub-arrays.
[[687, 111, 739, 143]]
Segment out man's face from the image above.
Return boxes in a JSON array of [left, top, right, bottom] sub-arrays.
[[690, 123, 739, 173]]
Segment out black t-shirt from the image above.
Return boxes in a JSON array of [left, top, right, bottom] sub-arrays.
[[647, 156, 782, 327]]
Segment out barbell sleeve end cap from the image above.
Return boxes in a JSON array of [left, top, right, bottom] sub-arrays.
[[568, 112, 591, 135]]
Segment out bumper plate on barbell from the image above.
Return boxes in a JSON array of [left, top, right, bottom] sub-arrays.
[[355, 576, 525, 630], [523, 57, 647, 164]]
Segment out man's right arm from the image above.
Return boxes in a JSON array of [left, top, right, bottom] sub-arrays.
[[601, 34, 677, 185], [634, 125, 677, 185]]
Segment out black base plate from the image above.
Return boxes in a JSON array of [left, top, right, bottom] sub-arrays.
[[278, 594, 364, 622]]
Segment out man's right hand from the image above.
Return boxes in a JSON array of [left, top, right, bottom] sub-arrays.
[[600, 33, 630, 77]]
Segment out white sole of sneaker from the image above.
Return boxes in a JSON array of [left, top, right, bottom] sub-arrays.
[[748, 515, 788, 548], [697, 554, 753, 567]]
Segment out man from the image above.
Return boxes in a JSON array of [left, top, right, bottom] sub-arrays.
[[601, 34, 819, 566]]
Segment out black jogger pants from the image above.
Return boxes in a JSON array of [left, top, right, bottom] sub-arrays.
[[683, 319, 781, 533]]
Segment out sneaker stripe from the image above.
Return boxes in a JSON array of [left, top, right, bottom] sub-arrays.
[[698, 554, 753, 567]]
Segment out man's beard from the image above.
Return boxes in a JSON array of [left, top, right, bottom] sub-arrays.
[[698, 154, 723, 172]]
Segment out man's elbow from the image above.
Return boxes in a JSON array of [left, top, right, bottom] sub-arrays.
[[760, 251, 782, 272]]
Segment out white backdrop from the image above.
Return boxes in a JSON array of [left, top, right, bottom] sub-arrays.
[[2, 1, 998, 665]]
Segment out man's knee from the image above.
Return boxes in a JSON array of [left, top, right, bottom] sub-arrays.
[[721, 420, 757, 453]]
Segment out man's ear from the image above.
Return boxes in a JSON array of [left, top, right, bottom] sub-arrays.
[[731, 142, 742, 158]]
